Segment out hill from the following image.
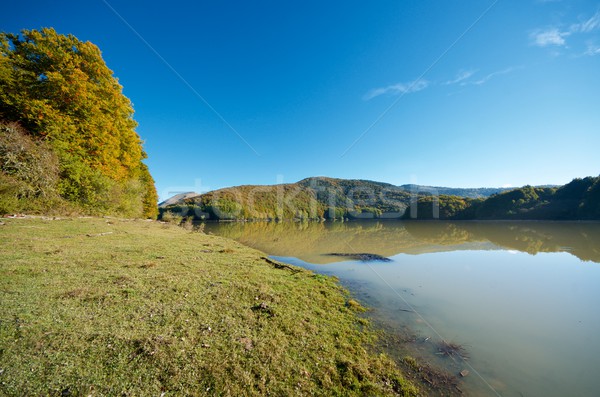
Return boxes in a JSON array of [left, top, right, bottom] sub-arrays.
[[469, 176, 600, 220], [162, 177, 413, 221], [398, 184, 512, 198], [161, 177, 600, 220], [388, 177, 600, 220], [158, 192, 199, 208], [159, 176, 600, 221]]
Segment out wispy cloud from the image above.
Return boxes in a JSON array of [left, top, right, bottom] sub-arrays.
[[531, 10, 600, 49], [363, 79, 429, 101], [471, 67, 518, 85], [364, 66, 515, 102], [530, 28, 570, 47], [571, 11, 600, 33], [444, 70, 476, 85], [449, 67, 518, 86], [585, 42, 600, 56]]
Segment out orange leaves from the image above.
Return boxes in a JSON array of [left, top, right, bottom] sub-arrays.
[[1, 28, 156, 217]]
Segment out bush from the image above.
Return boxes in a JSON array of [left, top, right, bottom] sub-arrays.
[[160, 210, 183, 225], [0, 173, 23, 214], [0, 122, 60, 199], [0, 122, 63, 214]]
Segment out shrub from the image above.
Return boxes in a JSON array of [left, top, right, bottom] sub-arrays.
[[0, 122, 64, 214], [0, 122, 60, 199]]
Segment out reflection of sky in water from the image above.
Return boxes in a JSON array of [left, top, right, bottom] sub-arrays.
[[273, 250, 600, 397], [205, 221, 600, 397]]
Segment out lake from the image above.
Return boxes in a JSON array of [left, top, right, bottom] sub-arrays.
[[204, 220, 600, 397]]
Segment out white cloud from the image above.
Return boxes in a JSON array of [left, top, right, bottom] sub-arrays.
[[530, 28, 569, 47], [444, 70, 476, 85], [531, 11, 600, 50], [571, 11, 600, 33], [501, 183, 513, 188], [585, 42, 600, 56], [363, 79, 429, 100], [471, 67, 518, 85]]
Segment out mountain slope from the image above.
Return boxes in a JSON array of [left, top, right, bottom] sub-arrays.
[[158, 192, 199, 208], [398, 184, 512, 199], [160, 176, 600, 221]]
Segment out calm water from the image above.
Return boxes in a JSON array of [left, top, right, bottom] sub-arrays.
[[204, 221, 600, 397]]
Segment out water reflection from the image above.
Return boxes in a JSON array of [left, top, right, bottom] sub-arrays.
[[203, 221, 600, 264], [205, 220, 600, 396]]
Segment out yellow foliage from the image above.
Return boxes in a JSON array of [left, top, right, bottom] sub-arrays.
[[0, 28, 157, 218]]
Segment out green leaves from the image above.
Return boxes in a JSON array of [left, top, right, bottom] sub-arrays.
[[0, 28, 157, 218]]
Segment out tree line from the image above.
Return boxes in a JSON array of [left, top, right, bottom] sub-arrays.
[[159, 176, 600, 222]]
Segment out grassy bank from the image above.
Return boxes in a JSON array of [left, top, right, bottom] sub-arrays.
[[0, 217, 418, 396]]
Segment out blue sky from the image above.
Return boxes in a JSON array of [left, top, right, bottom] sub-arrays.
[[2, 0, 599, 200]]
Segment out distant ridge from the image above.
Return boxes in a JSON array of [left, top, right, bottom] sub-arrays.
[[161, 177, 510, 205], [158, 175, 600, 221], [158, 192, 199, 208], [397, 184, 512, 199]]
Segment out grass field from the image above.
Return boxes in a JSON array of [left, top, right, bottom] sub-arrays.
[[0, 217, 418, 396]]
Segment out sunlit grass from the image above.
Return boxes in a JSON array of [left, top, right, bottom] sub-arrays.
[[0, 217, 418, 396]]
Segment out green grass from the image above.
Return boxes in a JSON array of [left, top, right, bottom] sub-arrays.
[[0, 217, 418, 396]]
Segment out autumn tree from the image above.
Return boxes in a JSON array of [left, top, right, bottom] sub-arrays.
[[0, 28, 157, 217]]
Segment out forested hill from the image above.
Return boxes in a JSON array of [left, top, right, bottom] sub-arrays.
[[159, 176, 600, 221], [397, 184, 512, 198], [295, 177, 512, 198], [0, 28, 157, 217]]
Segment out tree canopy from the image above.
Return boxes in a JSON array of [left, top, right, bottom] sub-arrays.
[[0, 28, 157, 217]]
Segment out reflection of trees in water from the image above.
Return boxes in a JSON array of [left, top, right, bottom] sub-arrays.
[[401, 222, 477, 245], [476, 223, 600, 262], [405, 221, 600, 263], [204, 220, 417, 263], [204, 221, 600, 264]]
